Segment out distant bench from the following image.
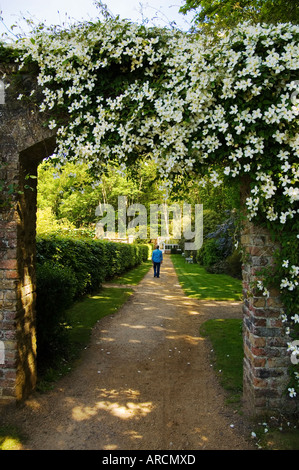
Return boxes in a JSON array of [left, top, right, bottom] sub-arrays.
[[185, 257, 193, 264]]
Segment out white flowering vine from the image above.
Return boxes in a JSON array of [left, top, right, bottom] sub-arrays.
[[1, 16, 298, 397]]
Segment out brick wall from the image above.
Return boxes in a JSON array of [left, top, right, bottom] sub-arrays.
[[0, 147, 55, 403], [241, 220, 295, 415], [0, 67, 55, 403], [0, 138, 19, 402]]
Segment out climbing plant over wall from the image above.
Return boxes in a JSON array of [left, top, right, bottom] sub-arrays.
[[1, 17, 299, 396]]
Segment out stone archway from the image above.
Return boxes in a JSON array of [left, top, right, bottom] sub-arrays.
[[0, 67, 56, 400], [0, 68, 294, 416]]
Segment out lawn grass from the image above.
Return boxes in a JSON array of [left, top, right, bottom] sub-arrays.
[[67, 261, 152, 351], [66, 287, 133, 348], [200, 318, 244, 405], [171, 254, 242, 301], [36, 260, 152, 390], [0, 425, 24, 450], [106, 260, 152, 285]]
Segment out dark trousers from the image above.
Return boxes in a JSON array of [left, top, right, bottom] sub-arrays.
[[153, 262, 161, 278]]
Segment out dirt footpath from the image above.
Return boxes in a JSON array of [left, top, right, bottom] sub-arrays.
[[2, 256, 255, 450]]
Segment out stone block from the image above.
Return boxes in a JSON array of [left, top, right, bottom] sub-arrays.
[[253, 357, 266, 367], [251, 347, 266, 357], [253, 297, 266, 308], [1, 259, 18, 270]]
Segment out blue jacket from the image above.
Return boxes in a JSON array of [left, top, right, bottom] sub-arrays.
[[152, 249, 163, 263]]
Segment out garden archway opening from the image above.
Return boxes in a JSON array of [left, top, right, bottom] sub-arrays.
[[0, 17, 298, 417]]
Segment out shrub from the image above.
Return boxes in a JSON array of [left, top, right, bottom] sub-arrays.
[[36, 236, 106, 297], [36, 262, 77, 367], [206, 259, 230, 275], [202, 209, 224, 237], [225, 250, 243, 279], [197, 238, 222, 267], [36, 235, 149, 293], [197, 211, 241, 277]]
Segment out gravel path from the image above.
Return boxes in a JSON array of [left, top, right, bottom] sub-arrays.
[[2, 256, 254, 450]]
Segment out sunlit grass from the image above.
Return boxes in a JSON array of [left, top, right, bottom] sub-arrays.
[[0, 426, 24, 450], [67, 287, 133, 347], [171, 254, 242, 301], [37, 286, 133, 391], [105, 260, 152, 285], [257, 427, 299, 450], [200, 318, 243, 404]]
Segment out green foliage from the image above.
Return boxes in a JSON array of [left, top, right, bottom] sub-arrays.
[[197, 238, 222, 266], [202, 209, 225, 237], [37, 159, 164, 231], [36, 262, 77, 367], [36, 207, 77, 235], [105, 259, 152, 285], [172, 177, 241, 216], [171, 254, 242, 300], [37, 161, 103, 228], [1, 12, 298, 399], [200, 319, 244, 398], [37, 236, 101, 297], [179, 0, 299, 31], [0, 425, 24, 450], [0, 162, 19, 209], [197, 211, 242, 278], [36, 235, 149, 297], [225, 250, 243, 279]]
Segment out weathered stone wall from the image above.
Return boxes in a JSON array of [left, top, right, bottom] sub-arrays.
[[241, 219, 294, 416], [0, 66, 55, 402]]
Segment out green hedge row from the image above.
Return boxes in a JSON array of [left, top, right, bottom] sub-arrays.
[[36, 235, 149, 297], [35, 235, 150, 366]]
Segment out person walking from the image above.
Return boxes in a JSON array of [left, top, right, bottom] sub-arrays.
[[152, 245, 163, 278]]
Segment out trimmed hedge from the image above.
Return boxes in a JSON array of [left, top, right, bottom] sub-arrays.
[[36, 261, 77, 365], [36, 235, 149, 298]]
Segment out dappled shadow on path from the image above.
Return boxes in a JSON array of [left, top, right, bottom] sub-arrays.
[[1, 256, 253, 450]]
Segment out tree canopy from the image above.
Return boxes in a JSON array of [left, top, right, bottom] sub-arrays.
[[179, 0, 299, 31]]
